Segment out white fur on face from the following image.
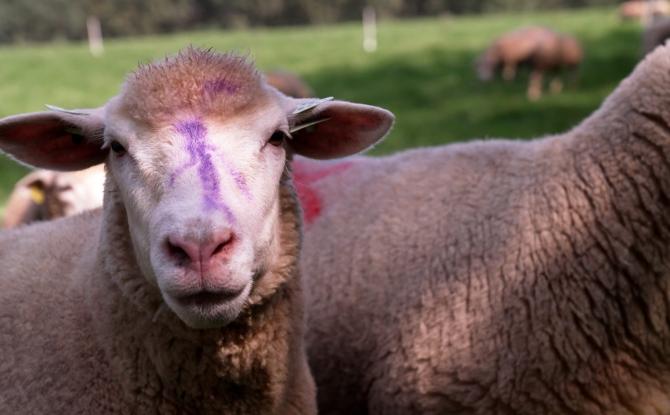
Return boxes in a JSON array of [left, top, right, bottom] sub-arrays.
[[104, 97, 289, 328]]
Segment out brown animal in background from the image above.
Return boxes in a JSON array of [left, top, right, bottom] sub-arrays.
[[266, 71, 314, 98], [643, 16, 670, 55], [476, 26, 583, 100], [2, 165, 105, 228], [620, 0, 670, 21]]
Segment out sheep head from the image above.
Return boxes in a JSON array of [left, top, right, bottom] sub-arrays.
[[0, 47, 394, 329]]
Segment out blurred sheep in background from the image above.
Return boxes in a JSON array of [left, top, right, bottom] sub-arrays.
[[265, 70, 314, 98], [620, 0, 670, 22], [476, 26, 583, 100], [2, 165, 104, 228]]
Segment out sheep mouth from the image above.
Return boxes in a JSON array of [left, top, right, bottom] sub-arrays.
[[175, 289, 244, 308]]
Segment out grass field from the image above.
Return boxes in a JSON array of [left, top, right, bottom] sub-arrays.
[[0, 7, 644, 209]]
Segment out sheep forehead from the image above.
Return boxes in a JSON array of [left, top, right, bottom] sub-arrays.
[[105, 91, 284, 162], [118, 48, 267, 127], [104, 95, 286, 221]]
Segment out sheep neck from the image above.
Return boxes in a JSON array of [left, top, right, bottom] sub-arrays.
[[85, 171, 308, 414]]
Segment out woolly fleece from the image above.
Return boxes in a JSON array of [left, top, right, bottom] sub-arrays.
[[302, 43, 670, 414]]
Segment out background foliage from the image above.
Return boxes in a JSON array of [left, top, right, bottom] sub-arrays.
[[0, 0, 621, 43]]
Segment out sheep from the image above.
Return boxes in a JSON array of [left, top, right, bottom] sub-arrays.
[[620, 0, 670, 22], [2, 165, 105, 228], [266, 71, 314, 99], [0, 47, 394, 414], [301, 43, 670, 414], [476, 26, 583, 101]]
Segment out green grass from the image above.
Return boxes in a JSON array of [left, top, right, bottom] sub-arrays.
[[0, 7, 644, 208]]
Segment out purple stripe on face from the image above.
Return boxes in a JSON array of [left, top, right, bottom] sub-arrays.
[[203, 78, 240, 96], [173, 119, 235, 223], [221, 157, 252, 201]]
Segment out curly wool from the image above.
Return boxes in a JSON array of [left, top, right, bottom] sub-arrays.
[[303, 44, 670, 414]]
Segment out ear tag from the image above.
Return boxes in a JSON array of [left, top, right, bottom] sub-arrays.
[[28, 185, 45, 205], [45, 104, 89, 116], [292, 97, 334, 115], [289, 118, 331, 134]]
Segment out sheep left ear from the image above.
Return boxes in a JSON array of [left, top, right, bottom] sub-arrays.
[[0, 106, 107, 171], [288, 98, 394, 159]]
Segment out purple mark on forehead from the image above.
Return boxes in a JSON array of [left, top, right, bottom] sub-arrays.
[[203, 78, 240, 96], [221, 157, 252, 201], [169, 156, 196, 187], [173, 119, 235, 223]]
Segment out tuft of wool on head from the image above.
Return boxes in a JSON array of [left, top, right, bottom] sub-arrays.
[[120, 47, 265, 126]]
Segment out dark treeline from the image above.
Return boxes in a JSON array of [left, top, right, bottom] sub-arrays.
[[0, 0, 618, 43]]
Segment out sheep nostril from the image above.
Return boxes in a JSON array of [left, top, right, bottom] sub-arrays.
[[212, 242, 226, 257], [210, 232, 234, 259], [164, 231, 234, 268], [166, 239, 191, 266]]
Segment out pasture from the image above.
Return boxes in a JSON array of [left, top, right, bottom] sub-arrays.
[[0, 6, 643, 208]]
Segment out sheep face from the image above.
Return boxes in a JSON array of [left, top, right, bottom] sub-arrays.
[[0, 48, 394, 329], [45, 166, 106, 218], [102, 91, 290, 328]]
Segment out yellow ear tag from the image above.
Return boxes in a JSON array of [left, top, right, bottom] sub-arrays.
[[29, 185, 45, 205]]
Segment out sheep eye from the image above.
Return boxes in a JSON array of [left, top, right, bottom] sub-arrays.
[[110, 140, 126, 155], [268, 131, 287, 147]]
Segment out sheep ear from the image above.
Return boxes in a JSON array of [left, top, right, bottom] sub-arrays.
[[288, 98, 394, 159], [0, 106, 107, 171]]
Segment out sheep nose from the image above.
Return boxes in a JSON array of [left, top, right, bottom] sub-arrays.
[[165, 230, 235, 269]]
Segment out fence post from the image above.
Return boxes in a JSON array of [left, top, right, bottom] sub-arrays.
[[87, 16, 104, 57], [362, 6, 377, 53]]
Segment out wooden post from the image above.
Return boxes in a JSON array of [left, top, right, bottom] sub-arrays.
[[362, 6, 377, 53], [87, 16, 104, 57]]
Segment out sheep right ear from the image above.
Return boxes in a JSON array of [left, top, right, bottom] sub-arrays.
[[287, 98, 394, 159], [0, 107, 107, 171]]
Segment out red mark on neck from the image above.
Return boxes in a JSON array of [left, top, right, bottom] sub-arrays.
[[292, 160, 353, 225]]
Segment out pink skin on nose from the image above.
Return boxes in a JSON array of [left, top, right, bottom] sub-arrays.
[[168, 230, 234, 278], [292, 160, 353, 225]]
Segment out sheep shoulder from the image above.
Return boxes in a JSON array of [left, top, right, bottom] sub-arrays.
[[0, 208, 102, 292], [304, 135, 670, 413], [0, 209, 124, 413], [302, 141, 541, 412]]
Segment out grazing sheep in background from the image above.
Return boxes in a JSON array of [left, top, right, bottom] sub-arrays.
[[620, 0, 670, 21], [301, 43, 670, 414], [643, 16, 670, 55], [266, 71, 314, 98], [2, 165, 104, 228], [476, 26, 583, 100], [0, 48, 394, 414]]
